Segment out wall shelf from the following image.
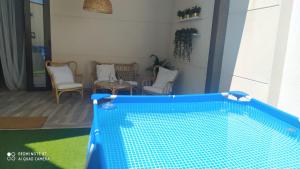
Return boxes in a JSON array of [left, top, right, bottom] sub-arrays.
[[178, 16, 202, 23]]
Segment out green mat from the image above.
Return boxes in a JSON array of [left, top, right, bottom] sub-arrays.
[[0, 128, 90, 169]]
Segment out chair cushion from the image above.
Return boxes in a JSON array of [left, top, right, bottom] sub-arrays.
[[94, 80, 103, 85], [48, 65, 74, 85], [126, 81, 138, 86], [143, 86, 164, 94], [57, 83, 82, 90], [96, 64, 117, 81], [152, 67, 178, 89]]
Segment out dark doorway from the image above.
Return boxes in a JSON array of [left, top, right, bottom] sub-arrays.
[[0, 60, 6, 90], [24, 0, 51, 91]]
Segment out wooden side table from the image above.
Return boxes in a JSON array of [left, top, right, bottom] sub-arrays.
[[93, 81, 133, 95]]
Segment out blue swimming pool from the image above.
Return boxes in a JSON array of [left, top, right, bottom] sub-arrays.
[[86, 92, 300, 168]]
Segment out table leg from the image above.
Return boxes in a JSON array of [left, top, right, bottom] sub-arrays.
[[112, 88, 116, 95], [130, 87, 133, 95]]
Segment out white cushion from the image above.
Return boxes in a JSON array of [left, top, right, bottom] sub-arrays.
[[126, 81, 138, 86], [143, 86, 164, 94], [152, 67, 178, 89], [48, 65, 74, 85], [57, 83, 82, 89], [96, 64, 117, 81]]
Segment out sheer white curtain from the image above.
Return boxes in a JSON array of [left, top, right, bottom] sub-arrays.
[[0, 0, 26, 90]]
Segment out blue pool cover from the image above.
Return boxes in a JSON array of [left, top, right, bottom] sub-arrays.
[[86, 92, 300, 168]]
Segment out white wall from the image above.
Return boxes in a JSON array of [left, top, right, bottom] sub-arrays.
[[50, 0, 174, 86], [169, 0, 215, 94], [220, 0, 300, 117], [277, 0, 300, 117], [220, 0, 281, 102]]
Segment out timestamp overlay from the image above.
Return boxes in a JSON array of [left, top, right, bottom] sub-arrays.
[[5, 151, 50, 162]]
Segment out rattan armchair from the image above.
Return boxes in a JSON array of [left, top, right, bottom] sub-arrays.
[[45, 61, 83, 104], [142, 66, 178, 95], [91, 61, 139, 93]]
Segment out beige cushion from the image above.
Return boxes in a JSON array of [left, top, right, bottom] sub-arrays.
[[57, 83, 82, 89], [96, 64, 117, 81], [48, 65, 74, 85], [152, 67, 178, 89], [94, 80, 138, 86], [143, 86, 164, 94], [126, 81, 138, 86]]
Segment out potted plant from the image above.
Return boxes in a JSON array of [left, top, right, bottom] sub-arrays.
[[184, 8, 191, 18], [177, 10, 184, 20], [191, 6, 196, 17], [192, 6, 201, 17], [188, 8, 194, 18], [146, 54, 174, 74]]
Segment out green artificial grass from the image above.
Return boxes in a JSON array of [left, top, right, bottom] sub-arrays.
[[0, 128, 90, 169]]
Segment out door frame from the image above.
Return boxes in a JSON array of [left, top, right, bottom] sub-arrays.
[[24, 0, 52, 91]]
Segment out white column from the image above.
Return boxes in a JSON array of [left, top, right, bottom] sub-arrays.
[[277, 0, 300, 117]]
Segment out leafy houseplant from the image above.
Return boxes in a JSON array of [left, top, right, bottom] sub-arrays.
[[146, 54, 173, 75], [177, 10, 184, 20], [184, 8, 191, 18], [177, 6, 201, 20], [191, 6, 201, 17], [174, 28, 198, 62]]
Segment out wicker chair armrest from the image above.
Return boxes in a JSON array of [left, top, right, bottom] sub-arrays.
[[141, 76, 155, 87], [75, 74, 83, 83], [162, 81, 174, 94]]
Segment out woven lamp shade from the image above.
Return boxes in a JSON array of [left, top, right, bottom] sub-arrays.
[[83, 0, 113, 14]]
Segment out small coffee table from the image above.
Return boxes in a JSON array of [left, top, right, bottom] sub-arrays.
[[93, 81, 132, 95]]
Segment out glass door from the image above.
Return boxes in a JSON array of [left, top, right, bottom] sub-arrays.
[[25, 0, 51, 90]]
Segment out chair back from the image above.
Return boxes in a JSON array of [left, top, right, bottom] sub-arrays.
[[45, 61, 78, 76], [45, 60, 78, 89], [154, 66, 178, 81], [91, 61, 138, 81]]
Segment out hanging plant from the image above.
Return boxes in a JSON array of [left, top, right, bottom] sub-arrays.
[[174, 30, 181, 58], [173, 28, 198, 61]]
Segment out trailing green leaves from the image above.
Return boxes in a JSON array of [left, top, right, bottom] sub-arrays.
[[174, 28, 198, 62]]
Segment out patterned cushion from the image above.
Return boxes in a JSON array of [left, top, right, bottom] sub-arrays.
[[96, 64, 117, 81]]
